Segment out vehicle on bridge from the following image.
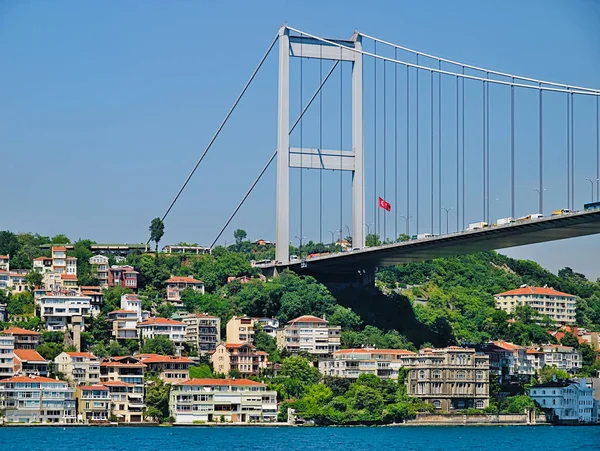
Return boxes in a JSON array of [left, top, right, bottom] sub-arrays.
[[466, 221, 488, 231], [496, 217, 515, 226], [517, 214, 544, 221], [410, 233, 436, 240], [584, 201, 600, 211], [251, 259, 274, 267], [552, 209, 572, 216], [308, 252, 330, 258]]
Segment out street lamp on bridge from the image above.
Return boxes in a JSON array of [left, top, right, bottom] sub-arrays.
[[441, 207, 454, 235], [327, 229, 340, 245], [295, 236, 307, 256], [586, 178, 600, 203], [363, 223, 374, 236], [399, 215, 412, 237]]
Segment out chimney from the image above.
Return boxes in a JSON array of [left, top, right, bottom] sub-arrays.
[[72, 315, 83, 352]]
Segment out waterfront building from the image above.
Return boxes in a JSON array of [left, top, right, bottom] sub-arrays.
[[100, 356, 145, 422], [182, 313, 220, 354], [405, 347, 490, 411], [13, 349, 48, 377], [1, 327, 40, 349], [276, 315, 341, 356], [137, 318, 187, 355], [55, 352, 101, 387], [494, 286, 577, 325], [0, 375, 76, 423], [319, 348, 415, 380], [137, 354, 193, 383], [476, 341, 535, 382], [529, 379, 595, 423], [0, 334, 14, 380], [210, 342, 268, 378], [76, 385, 110, 423], [165, 275, 205, 304], [107, 310, 139, 341], [169, 378, 278, 424]]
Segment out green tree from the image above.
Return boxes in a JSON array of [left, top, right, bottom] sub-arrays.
[[37, 342, 64, 361], [149, 218, 165, 253], [108, 341, 128, 357], [328, 305, 363, 331], [502, 395, 536, 414], [559, 332, 579, 348], [280, 356, 321, 385], [189, 364, 213, 379], [145, 377, 171, 422], [0, 231, 21, 257], [71, 239, 97, 286], [25, 270, 44, 290], [233, 229, 247, 246], [538, 365, 570, 383], [141, 335, 176, 356], [51, 234, 71, 244], [365, 234, 381, 247]]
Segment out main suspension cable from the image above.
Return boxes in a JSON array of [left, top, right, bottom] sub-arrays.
[[157, 32, 279, 235]]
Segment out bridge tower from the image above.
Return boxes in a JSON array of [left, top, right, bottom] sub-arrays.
[[276, 26, 364, 264]]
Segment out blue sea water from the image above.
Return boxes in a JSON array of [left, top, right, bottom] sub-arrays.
[[0, 426, 597, 451]]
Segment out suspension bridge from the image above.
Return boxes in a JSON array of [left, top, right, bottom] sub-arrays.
[[158, 25, 600, 285]]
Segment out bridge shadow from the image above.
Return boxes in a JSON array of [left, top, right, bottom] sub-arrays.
[[330, 285, 452, 347]]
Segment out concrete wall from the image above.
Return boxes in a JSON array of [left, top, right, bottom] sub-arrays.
[[409, 412, 548, 425]]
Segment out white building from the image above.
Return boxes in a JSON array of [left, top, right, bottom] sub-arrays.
[[529, 379, 595, 424], [121, 294, 143, 321], [0, 255, 9, 272], [0, 270, 8, 291], [38, 293, 91, 331], [33, 247, 77, 276], [0, 334, 14, 380], [89, 255, 110, 287], [319, 349, 416, 380], [0, 375, 76, 423], [494, 286, 577, 325], [276, 315, 341, 356], [137, 318, 187, 355], [169, 378, 277, 424], [540, 345, 582, 373], [107, 310, 139, 341]]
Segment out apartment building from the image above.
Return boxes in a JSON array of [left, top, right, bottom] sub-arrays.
[[0, 255, 9, 272], [162, 245, 211, 254], [226, 316, 256, 344], [539, 345, 582, 373], [107, 310, 139, 341], [76, 385, 110, 423], [494, 286, 577, 325], [166, 276, 205, 304], [33, 247, 77, 276], [276, 315, 341, 356], [13, 350, 48, 377], [0, 375, 76, 423], [182, 313, 220, 354], [526, 349, 546, 371], [1, 327, 40, 349], [169, 378, 278, 424], [108, 265, 139, 290], [210, 342, 268, 378], [100, 356, 145, 422], [8, 270, 29, 293], [0, 270, 9, 291], [319, 349, 416, 380], [138, 318, 187, 355], [38, 293, 91, 331], [405, 347, 490, 410], [55, 352, 101, 387], [529, 379, 595, 423], [476, 340, 535, 382], [89, 255, 110, 287], [0, 334, 14, 380], [138, 354, 193, 383], [81, 286, 104, 316], [121, 294, 143, 321]]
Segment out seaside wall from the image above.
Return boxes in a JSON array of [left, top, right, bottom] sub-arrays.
[[409, 413, 548, 425]]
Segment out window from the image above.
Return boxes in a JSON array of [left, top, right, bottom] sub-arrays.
[[419, 370, 425, 379], [433, 400, 441, 409], [476, 400, 484, 408]]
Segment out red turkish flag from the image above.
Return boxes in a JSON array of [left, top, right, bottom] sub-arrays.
[[378, 197, 391, 212]]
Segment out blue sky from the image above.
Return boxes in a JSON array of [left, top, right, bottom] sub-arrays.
[[1, 1, 599, 278]]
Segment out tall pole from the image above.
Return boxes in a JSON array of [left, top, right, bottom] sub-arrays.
[[275, 27, 290, 264], [400, 215, 412, 236], [441, 207, 453, 235], [586, 178, 599, 203]]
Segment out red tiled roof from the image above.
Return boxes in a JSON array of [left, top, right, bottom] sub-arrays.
[[102, 381, 133, 387], [61, 274, 78, 280], [138, 318, 186, 326], [107, 309, 137, 315], [495, 286, 575, 298], [255, 351, 269, 355], [52, 246, 67, 251], [0, 375, 64, 384], [492, 340, 524, 351], [177, 378, 265, 387], [1, 327, 40, 336], [100, 361, 146, 368], [225, 343, 255, 349], [0, 255, 9, 259], [79, 385, 109, 391], [65, 352, 96, 358], [139, 355, 193, 364], [288, 315, 328, 324], [526, 349, 544, 354], [33, 257, 51, 261], [14, 349, 46, 362], [166, 276, 203, 284]]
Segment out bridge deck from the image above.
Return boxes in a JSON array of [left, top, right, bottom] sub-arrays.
[[267, 210, 600, 276]]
